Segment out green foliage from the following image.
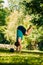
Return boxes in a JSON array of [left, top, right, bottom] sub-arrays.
[[4, 10, 33, 44], [0, 9, 6, 26], [38, 40, 43, 51], [0, 0, 10, 43], [0, 0, 43, 50], [18, 0, 43, 49], [0, 0, 4, 9], [19, 0, 43, 26]]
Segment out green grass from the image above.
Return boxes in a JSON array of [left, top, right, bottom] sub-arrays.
[[0, 48, 43, 65]]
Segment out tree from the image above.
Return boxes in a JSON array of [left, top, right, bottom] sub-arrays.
[[19, 0, 43, 26], [8, 0, 20, 11], [0, 0, 4, 9], [0, 0, 10, 43]]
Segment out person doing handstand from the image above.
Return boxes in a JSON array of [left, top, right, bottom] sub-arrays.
[[15, 25, 32, 51]]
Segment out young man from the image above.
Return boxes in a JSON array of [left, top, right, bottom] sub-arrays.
[[15, 25, 32, 51]]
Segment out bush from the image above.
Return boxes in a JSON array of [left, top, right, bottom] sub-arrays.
[[38, 40, 43, 51]]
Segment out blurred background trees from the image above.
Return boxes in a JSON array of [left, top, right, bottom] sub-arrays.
[[0, 0, 10, 44], [0, 0, 43, 50]]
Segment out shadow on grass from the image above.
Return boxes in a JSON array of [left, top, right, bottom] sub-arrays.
[[0, 63, 17, 65], [0, 48, 10, 53], [0, 63, 30, 65], [0, 48, 43, 56], [0, 63, 38, 65], [0, 61, 42, 65]]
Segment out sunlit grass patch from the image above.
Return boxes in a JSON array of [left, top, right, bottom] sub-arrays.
[[0, 50, 43, 65]]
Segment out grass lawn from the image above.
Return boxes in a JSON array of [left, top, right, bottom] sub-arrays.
[[0, 48, 43, 65]]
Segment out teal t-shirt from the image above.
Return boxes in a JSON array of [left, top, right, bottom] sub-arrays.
[[16, 26, 26, 40], [17, 29, 23, 40]]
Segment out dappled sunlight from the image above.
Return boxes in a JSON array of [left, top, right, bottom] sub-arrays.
[[0, 0, 43, 65], [4, 10, 33, 44], [0, 0, 43, 55]]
